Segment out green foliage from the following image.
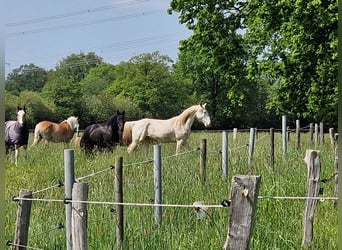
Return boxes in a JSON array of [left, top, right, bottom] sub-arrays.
[[107, 52, 192, 118], [243, 0, 337, 127], [169, 0, 337, 128], [5, 64, 47, 95], [54, 52, 102, 83], [41, 78, 83, 121]]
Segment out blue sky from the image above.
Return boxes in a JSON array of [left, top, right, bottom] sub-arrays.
[[5, 0, 192, 76]]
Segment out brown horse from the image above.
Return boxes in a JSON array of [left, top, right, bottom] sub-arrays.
[[31, 116, 79, 147]]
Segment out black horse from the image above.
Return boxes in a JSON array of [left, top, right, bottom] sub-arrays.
[[80, 111, 125, 156]]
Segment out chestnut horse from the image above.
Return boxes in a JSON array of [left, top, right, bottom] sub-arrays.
[[123, 103, 211, 155], [5, 106, 29, 165], [31, 116, 79, 147]]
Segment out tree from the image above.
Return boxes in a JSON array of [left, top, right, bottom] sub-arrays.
[[5, 64, 48, 95], [41, 78, 84, 121], [107, 52, 193, 118], [168, 0, 267, 128], [169, 0, 337, 128], [53, 52, 103, 83], [243, 0, 337, 127]]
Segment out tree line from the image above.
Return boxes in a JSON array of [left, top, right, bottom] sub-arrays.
[[5, 0, 337, 130]]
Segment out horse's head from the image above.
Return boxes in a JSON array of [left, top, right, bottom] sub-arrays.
[[67, 116, 79, 131], [116, 111, 125, 145], [196, 103, 211, 127], [17, 106, 26, 127]]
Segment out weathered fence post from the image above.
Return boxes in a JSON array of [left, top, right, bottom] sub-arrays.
[[115, 156, 124, 249], [329, 128, 336, 147], [64, 149, 75, 250], [154, 145, 162, 226], [200, 139, 207, 183], [314, 123, 319, 144], [319, 122, 324, 144], [223, 175, 261, 250], [309, 123, 314, 145], [248, 128, 255, 170], [302, 150, 321, 247], [233, 128, 237, 143], [296, 119, 301, 151], [72, 182, 88, 250], [270, 128, 275, 169], [333, 147, 338, 208], [13, 189, 32, 250], [282, 115, 287, 155], [222, 131, 229, 180]]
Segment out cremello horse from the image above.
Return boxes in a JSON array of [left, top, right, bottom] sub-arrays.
[[123, 103, 211, 155], [31, 116, 79, 147]]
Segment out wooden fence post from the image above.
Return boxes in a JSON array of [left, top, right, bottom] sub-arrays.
[[270, 128, 275, 170], [233, 128, 237, 143], [200, 139, 207, 183], [154, 145, 162, 226], [72, 182, 88, 250], [329, 128, 336, 147], [115, 156, 124, 249], [13, 189, 32, 250], [282, 115, 287, 155], [222, 131, 229, 180], [309, 123, 314, 145], [334, 147, 338, 208], [64, 149, 75, 250], [248, 128, 255, 170], [296, 119, 301, 151], [302, 150, 321, 247], [319, 122, 324, 144], [223, 175, 261, 250], [314, 123, 319, 144]]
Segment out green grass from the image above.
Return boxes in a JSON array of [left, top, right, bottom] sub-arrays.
[[5, 131, 338, 249]]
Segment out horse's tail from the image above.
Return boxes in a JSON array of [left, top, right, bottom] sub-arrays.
[[79, 133, 87, 148], [30, 123, 42, 148], [122, 122, 133, 145], [74, 135, 82, 147]]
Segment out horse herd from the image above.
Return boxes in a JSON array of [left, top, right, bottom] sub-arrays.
[[5, 103, 211, 165]]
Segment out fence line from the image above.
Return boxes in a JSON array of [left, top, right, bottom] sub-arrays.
[[13, 195, 337, 206], [8, 124, 337, 249]]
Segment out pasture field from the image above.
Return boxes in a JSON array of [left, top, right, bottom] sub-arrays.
[[5, 130, 338, 249]]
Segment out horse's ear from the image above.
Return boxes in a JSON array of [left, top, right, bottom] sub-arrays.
[[202, 103, 207, 108]]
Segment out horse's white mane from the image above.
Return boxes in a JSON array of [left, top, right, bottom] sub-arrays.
[[175, 104, 205, 127], [65, 116, 79, 130]]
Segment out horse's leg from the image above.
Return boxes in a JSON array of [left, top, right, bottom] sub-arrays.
[[176, 140, 182, 156], [23, 145, 28, 162], [31, 130, 42, 148], [14, 145, 19, 166], [127, 141, 138, 153]]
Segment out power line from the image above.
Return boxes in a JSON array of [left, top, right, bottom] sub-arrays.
[[6, 0, 150, 27], [7, 10, 161, 37], [6, 32, 189, 72]]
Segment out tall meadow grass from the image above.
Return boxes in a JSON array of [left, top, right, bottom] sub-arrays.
[[5, 130, 337, 249]]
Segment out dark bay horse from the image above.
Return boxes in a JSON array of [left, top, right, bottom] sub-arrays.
[[80, 111, 125, 156], [5, 106, 29, 165]]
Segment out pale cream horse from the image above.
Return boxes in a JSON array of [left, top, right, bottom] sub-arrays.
[[123, 103, 211, 154], [31, 116, 79, 147]]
